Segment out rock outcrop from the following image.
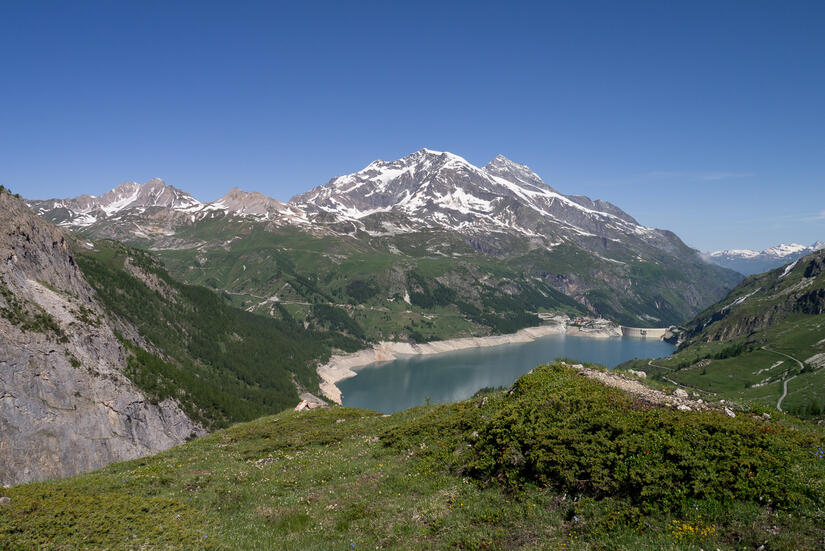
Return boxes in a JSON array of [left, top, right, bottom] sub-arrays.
[[0, 189, 201, 487]]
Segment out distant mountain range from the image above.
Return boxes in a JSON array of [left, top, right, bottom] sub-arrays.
[[28, 177, 307, 228], [27, 149, 740, 328], [30, 149, 674, 246], [709, 242, 825, 275]]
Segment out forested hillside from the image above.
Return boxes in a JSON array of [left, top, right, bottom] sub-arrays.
[[75, 240, 362, 428]]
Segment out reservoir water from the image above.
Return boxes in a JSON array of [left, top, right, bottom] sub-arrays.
[[338, 334, 675, 413]]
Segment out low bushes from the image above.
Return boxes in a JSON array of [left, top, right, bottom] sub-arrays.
[[466, 364, 825, 514]]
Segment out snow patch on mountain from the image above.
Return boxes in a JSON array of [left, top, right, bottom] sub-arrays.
[[779, 259, 799, 279]]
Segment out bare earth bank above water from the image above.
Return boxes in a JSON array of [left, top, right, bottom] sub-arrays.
[[318, 320, 643, 404]]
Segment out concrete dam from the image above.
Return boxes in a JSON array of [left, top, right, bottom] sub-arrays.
[[620, 326, 670, 339]]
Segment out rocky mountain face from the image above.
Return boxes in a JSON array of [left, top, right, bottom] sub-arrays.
[[28, 149, 741, 327], [206, 187, 308, 223], [28, 178, 202, 226], [0, 189, 200, 487], [709, 242, 825, 275]]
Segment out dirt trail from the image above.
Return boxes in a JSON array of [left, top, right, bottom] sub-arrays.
[[567, 363, 712, 412]]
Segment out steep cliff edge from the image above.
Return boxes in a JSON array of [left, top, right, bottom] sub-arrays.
[[0, 188, 201, 487]]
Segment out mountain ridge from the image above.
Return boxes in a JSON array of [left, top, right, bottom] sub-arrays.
[[290, 148, 653, 243], [29, 149, 662, 243], [26, 149, 742, 329]]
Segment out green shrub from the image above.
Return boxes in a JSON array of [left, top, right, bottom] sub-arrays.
[[465, 364, 825, 514], [345, 279, 379, 303]]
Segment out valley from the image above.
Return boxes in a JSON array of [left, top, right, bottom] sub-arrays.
[[30, 149, 741, 340], [5, 4, 824, 549], [621, 249, 825, 418], [4, 176, 825, 548]]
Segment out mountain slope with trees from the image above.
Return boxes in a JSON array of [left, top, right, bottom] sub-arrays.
[[0, 188, 198, 486], [74, 239, 363, 428]]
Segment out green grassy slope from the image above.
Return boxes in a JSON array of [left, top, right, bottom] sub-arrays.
[[153, 224, 589, 342], [3, 363, 824, 550], [74, 240, 363, 429], [155, 220, 738, 331], [619, 250, 825, 418]]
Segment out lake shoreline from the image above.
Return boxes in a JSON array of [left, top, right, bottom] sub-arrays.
[[317, 321, 624, 404]]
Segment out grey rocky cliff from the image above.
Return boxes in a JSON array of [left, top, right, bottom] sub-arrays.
[[0, 190, 201, 487]]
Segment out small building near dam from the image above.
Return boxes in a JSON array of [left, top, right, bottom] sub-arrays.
[[620, 326, 671, 339]]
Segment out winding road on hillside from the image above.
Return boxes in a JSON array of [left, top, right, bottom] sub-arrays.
[[762, 346, 804, 412]]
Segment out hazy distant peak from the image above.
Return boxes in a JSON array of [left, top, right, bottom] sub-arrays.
[[208, 187, 306, 222], [712, 242, 822, 259], [708, 241, 825, 275]]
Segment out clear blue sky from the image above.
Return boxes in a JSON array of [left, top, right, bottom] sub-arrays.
[[2, 1, 823, 251]]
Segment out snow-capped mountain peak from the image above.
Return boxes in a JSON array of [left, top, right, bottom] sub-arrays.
[[762, 243, 809, 258], [28, 179, 202, 227], [483, 154, 558, 194], [710, 249, 761, 259], [290, 148, 489, 220], [711, 242, 822, 260], [291, 148, 654, 243]]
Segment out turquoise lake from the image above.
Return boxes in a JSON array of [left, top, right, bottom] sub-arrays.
[[338, 334, 675, 413]]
